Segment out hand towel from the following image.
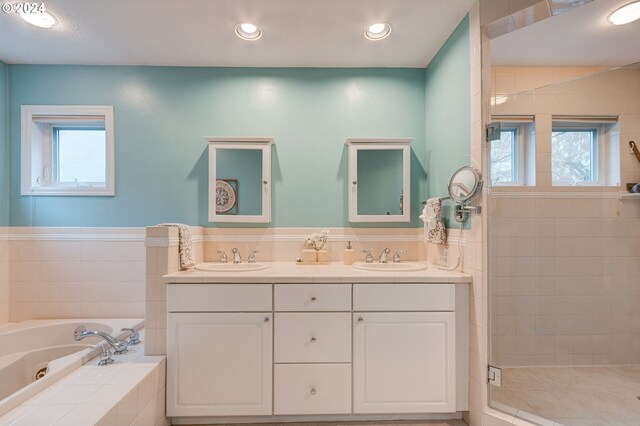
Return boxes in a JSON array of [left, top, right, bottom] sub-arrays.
[[158, 223, 195, 270], [419, 198, 447, 244]]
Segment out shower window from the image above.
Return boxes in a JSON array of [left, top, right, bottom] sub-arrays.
[[490, 128, 517, 184], [551, 126, 600, 185]]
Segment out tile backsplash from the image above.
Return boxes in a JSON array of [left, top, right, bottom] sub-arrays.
[[4, 227, 146, 323]]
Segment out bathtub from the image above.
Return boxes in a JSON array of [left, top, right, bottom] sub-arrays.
[[0, 318, 144, 417]]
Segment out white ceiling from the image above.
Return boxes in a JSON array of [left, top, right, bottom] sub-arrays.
[[491, 0, 640, 66], [0, 0, 474, 68]]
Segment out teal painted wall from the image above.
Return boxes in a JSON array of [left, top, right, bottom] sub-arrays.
[[425, 16, 470, 228], [216, 148, 262, 216], [357, 149, 403, 216], [0, 60, 7, 226], [8, 66, 427, 227]]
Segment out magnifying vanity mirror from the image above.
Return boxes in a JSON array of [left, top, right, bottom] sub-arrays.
[[448, 165, 482, 223], [207, 137, 273, 223], [346, 138, 412, 223]]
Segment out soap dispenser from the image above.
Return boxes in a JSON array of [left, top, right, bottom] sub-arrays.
[[344, 241, 355, 265]]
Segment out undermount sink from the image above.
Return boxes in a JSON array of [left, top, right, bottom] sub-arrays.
[[351, 261, 428, 272], [195, 262, 269, 272]]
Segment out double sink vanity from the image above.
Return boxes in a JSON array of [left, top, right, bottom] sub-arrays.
[[160, 136, 474, 423], [164, 261, 471, 423]]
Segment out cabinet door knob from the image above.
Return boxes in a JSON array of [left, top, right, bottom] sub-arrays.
[[357, 317, 364, 323], [264, 317, 270, 323], [310, 337, 317, 343], [310, 296, 317, 302], [310, 387, 317, 396]]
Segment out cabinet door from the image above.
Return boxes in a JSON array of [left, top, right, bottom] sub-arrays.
[[167, 312, 272, 417], [353, 312, 455, 413]]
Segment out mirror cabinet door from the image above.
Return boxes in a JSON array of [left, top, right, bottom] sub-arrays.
[[346, 138, 412, 223], [207, 138, 273, 223]]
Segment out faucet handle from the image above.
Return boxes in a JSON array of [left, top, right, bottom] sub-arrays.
[[393, 250, 408, 263], [216, 250, 228, 263], [360, 249, 373, 263], [121, 328, 141, 345], [248, 250, 259, 263], [98, 346, 115, 366]]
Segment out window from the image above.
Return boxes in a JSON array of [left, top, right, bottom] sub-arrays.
[[21, 105, 114, 196], [551, 126, 599, 185], [550, 118, 620, 187], [490, 127, 519, 185]]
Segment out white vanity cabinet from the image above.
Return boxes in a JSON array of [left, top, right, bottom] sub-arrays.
[[353, 284, 458, 414], [166, 284, 273, 417], [166, 281, 468, 421]]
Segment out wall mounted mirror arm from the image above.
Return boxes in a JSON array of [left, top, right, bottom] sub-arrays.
[[448, 165, 483, 223]]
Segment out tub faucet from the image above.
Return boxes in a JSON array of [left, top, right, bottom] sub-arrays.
[[74, 325, 129, 354], [231, 247, 242, 263], [379, 248, 391, 263]]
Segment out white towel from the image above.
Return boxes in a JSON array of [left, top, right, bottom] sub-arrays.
[[158, 223, 195, 270], [419, 198, 447, 245]]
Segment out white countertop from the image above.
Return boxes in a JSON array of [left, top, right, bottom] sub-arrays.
[[163, 262, 472, 284]]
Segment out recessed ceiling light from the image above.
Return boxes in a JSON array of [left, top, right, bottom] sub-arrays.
[[365, 23, 392, 41], [234, 22, 262, 40], [607, 1, 640, 25], [20, 10, 57, 28]]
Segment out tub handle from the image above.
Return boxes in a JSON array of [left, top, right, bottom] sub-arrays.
[[121, 328, 141, 345]]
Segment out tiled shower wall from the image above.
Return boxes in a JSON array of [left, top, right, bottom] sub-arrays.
[[5, 228, 146, 322], [489, 66, 640, 367]]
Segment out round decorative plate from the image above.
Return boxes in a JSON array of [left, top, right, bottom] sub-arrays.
[[215, 180, 236, 213]]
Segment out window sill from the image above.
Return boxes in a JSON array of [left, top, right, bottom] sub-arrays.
[[22, 187, 114, 196]]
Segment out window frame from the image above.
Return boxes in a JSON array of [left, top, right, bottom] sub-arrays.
[[21, 105, 115, 196], [490, 123, 525, 186], [551, 122, 604, 186]]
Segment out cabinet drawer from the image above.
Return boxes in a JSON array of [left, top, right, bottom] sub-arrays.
[[274, 313, 351, 363], [274, 364, 351, 415], [167, 284, 272, 312], [353, 284, 454, 311], [275, 284, 351, 311]]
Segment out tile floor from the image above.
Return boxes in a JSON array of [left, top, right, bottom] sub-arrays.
[[491, 366, 640, 425]]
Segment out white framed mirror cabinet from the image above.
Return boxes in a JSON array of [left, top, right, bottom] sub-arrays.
[[346, 138, 413, 223], [207, 136, 274, 223]]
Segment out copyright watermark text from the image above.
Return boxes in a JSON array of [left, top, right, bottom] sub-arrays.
[[2, 2, 46, 14]]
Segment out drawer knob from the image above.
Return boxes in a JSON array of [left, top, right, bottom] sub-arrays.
[[357, 317, 364, 323], [310, 337, 317, 343], [310, 296, 317, 302], [310, 387, 317, 396], [264, 317, 270, 323]]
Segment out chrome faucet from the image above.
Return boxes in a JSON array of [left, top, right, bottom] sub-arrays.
[[379, 248, 391, 263], [74, 325, 129, 354], [361, 249, 373, 263], [217, 250, 228, 263], [231, 248, 242, 263], [393, 250, 407, 263], [248, 250, 258, 263]]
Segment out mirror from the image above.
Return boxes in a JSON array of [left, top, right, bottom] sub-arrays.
[[346, 138, 412, 223], [207, 137, 273, 223], [448, 165, 482, 204]]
